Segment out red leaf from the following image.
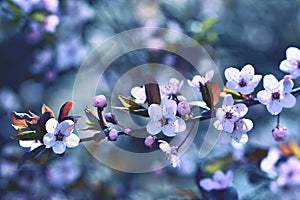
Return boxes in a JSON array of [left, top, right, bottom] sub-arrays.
[[58, 101, 73, 122], [10, 112, 28, 128], [41, 104, 55, 117]]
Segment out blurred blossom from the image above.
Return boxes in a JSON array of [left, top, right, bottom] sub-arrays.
[[30, 48, 53, 75], [0, 87, 21, 113], [56, 38, 88, 71], [65, 0, 94, 22], [188, 69, 214, 88], [11, 0, 39, 13], [42, 0, 59, 13], [260, 147, 281, 177], [0, 160, 17, 178], [43, 14, 59, 33], [19, 80, 44, 106], [199, 170, 233, 191], [202, 0, 224, 17], [45, 158, 81, 188], [276, 157, 300, 187], [27, 22, 43, 42], [178, 144, 198, 175], [160, 78, 183, 96], [244, 25, 273, 51], [159, 140, 181, 168], [279, 47, 300, 79], [19, 140, 42, 151]]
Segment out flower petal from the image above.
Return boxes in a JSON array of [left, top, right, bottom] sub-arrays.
[[19, 140, 34, 148], [234, 103, 248, 118], [52, 141, 66, 154], [223, 120, 234, 133], [267, 100, 282, 115], [279, 60, 295, 73], [226, 81, 239, 92], [131, 86, 146, 104], [174, 117, 186, 133], [45, 118, 58, 134], [30, 141, 42, 151], [65, 134, 80, 148], [286, 47, 300, 60], [263, 74, 279, 93], [240, 64, 254, 82], [146, 120, 162, 135], [225, 67, 240, 82], [199, 179, 217, 191], [219, 132, 232, 144], [148, 104, 162, 121], [163, 100, 177, 118], [232, 131, 248, 144], [57, 120, 74, 136], [214, 120, 223, 131], [281, 93, 296, 108], [205, 70, 214, 82], [158, 140, 171, 154], [162, 122, 176, 137], [43, 132, 56, 148], [257, 90, 271, 105], [223, 95, 234, 107]]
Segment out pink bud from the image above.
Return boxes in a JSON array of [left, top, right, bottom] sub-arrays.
[[93, 95, 107, 108], [177, 101, 191, 115], [105, 113, 117, 124], [108, 129, 119, 141], [144, 136, 156, 148], [272, 126, 287, 142], [124, 128, 131, 134]]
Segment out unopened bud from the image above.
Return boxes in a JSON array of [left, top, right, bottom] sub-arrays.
[[108, 129, 119, 141], [272, 126, 287, 142], [177, 101, 191, 115], [144, 135, 156, 148], [105, 113, 117, 124], [93, 95, 107, 109]]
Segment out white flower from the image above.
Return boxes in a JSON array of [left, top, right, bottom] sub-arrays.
[[160, 78, 183, 96], [43, 118, 80, 154], [188, 70, 214, 89], [43, 15, 59, 33], [158, 140, 181, 168], [214, 94, 248, 133], [225, 64, 262, 95], [131, 86, 146, 104], [19, 140, 43, 151], [279, 47, 300, 79], [146, 99, 186, 137], [260, 147, 281, 177], [257, 75, 296, 115]]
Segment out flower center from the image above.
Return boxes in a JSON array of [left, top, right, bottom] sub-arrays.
[[239, 79, 247, 87], [225, 111, 233, 119], [55, 132, 64, 141], [297, 61, 300, 69], [160, 117, 169, 126], [272, 92, 280, 100]]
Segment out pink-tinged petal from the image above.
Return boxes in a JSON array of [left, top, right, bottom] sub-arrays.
[[226, 81, 239, 91], [146, 120, 162, 135], [199, 178, 216, 191], [225, 67, 240, 82], [163, 100, 177, 118], [52, 141, 66, 154], [158, 140, 171, 154], [65, 134, 80, 148], [240, 64, 255, 82], [30, 141, 42, 151], [279, 60, 295, 73], [216, 108, 226, 120], [58, 120, 74, 136], [234, 103, 248, 118], [45, 118, 58, 134], [148, 104, 162, 121], [263, 75, 279, 92], [205, 70, 214, 82], [281, 93, 296, 108], [174, 117, 186, 132], [223, 120, 234, 133], [267, 101, 282, 115], [218, 132, 232, 144], [257, 90, 271, 105], [162, 123, 176, 137], [19, 140, 34, 148], [286, 47, 300, 60], [43, 133, 56, 147], [223, 94, 234, 107], [187, 79, 196, 88]]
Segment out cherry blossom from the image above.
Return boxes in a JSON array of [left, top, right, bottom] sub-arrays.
[[43, 15, 59, 33], [257, 75, 296, 115], [279, 47, 300, 79], [160, 78, 183, 96], [276, 157, 300, 187], [272, 126, 287, 142], [146, 99, 186, 137], [199, 170, 233, 191], [225, 64, 262, 94], [158, 140, 181, 168], [43, 118, 80, 154], [214, 94, 248, 133], [260, 147, 281, 177], [131, 86, 146, 104], [188, 69, 214, 89]]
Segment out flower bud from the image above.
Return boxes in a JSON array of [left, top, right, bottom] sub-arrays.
[[93, 95, 107, 109], [272, 126, 287, 142], [105, 113, 117, 124], [124, 128, 131, 134], [177, 101, 191, 115], [108, 129, 119, 141], [144, 136, 156, 148]]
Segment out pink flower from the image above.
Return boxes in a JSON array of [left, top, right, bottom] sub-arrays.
[[93, 95, 107, 108], [199, 171, 233, 191], [272, 126, 287, 142], [144, 136, 156, 147], [108, 129, 119, 141]]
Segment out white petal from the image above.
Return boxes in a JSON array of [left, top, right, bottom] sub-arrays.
[[233, 131, 248, 144], [234, 103, 248, 118], [19, 140, 34, 148], [223, 95, 234, 107], [205, 70, 214, 82], [45, 118, 58, 134], [251, 75, 262, 85], [281, 93, 296, 108], [240, 64, 254, 82], [148, 104, 162, 120], [174, 117, 186, 132], [226, 81, 239, 92], [65, 134, 80, 148], [162, 124, 176, 137], [280, 77, 294, 93], [214, 120, 223, 131], [223, 120, 234, 133], [58, 120, 74, 136], [263, 74, 279, 92], [158, 140, 171, 154], [43, 133, 56, 147], [146, 120, 162, 135], [279, 60, 295, 73], [30, 141, 42, 151], [163, 100, 177, 118], [257, 90, 271, 105], [216, 108, 226, 120], [199, 179, 216, 191], [286, 47, 300, 60], [267, 100, 282, 115], [225, 67, 240, 82], [131, 86, 146, 103], [52, 142, 66, 154], [290, 69, 300, 79], [219, 132, 232, 144], [187, 79, 196, 88], [239, 118, 253, 132], [238, 86, 254, 95]]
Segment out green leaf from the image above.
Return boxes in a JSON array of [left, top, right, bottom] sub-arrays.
[[84, 108, 101, 130], [201, 17, 217, 32], [144, 75, 161, 105], [11, 130, 38, 140], [18, 145, 46, 168], [112, 106, 149, 117], [29, 12, 46, 22]]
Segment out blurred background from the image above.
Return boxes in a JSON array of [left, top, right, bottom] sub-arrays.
[[1, 0, 300, 199]]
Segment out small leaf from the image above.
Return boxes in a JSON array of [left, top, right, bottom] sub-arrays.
[[29, 111, 40, 124], [12, 125, 30, 133], [200, 82, 221, 108], [118, 95, 145, 110], [18, 145, 46, 168], [112, 106, 149, 117], [41, 104, 55, 118], [204, 155, 233, 173], [58, 101, 73, 122], [80, 126, 101, 132], [221, 87, 244, 100], [10, 112, 28, 128], [201, 17, 217, 32], [144, 75, 161, 105], [84, 108, 101, 130], [11, 130, 38, 140], [176, 188, 199, 200], [189, 101, 210, 110], [290, 141, 300, 159], [29, 12, 46, 22]]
